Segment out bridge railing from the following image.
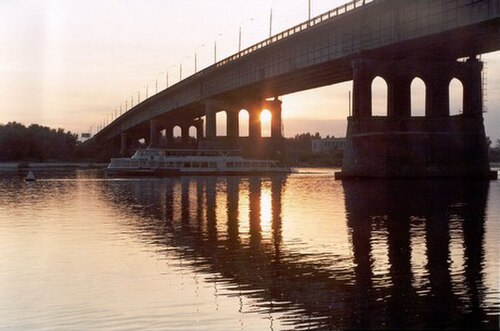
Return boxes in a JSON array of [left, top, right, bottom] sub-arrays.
[[201, 0, 375, 74], [97, 0, 376, 135]]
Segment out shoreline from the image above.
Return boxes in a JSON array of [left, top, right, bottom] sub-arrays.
[[0, 162, 108, 170]]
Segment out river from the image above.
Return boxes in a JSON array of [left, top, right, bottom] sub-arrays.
[[0, 168, 499, 330]]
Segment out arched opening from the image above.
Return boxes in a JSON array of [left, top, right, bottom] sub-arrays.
[[449, 78, 464, 116], [411, 77, 426, 117], [216, 111, 227, 136], [189, 126, 197, 138], [372, 76, 388, 116], [160, 129, 167, 146], [260, 109, 272, 137], [238, 109, 249, 137], [173, 125, 182, 138]]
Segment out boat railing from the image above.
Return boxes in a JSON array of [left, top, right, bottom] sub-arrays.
[[135, 148, 243, 157]]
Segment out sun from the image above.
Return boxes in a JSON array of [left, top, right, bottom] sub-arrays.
[[260, 109, 272, 123]]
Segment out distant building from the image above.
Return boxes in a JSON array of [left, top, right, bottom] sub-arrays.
[[312, 137, 346, 154]]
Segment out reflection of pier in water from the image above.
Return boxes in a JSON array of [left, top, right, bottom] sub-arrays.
[[104, 177, 496, 330]]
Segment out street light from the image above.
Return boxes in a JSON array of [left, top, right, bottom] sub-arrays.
[[270, 0, 278, 37], [239, 18, 254, 52], [214, 33, 223, 64], [179, 56, 191, 80], [155, 73, 164, 94], [194, 44, 205, 73], [308, 0, 311, 21], [166, 65, 177, 88]]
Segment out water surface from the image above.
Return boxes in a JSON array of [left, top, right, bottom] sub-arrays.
[[0, 169, 498, 330]]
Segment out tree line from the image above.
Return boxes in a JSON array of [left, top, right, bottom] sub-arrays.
[[0, 122, 78, 161]]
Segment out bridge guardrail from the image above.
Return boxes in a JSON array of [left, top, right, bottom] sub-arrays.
[[209, 0, 374, 72]]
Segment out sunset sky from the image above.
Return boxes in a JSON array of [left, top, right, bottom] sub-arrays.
[[1, 0, 499, 141]]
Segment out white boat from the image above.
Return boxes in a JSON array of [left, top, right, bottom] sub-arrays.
[[105, 148, 295, 176]]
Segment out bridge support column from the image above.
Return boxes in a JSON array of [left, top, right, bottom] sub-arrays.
[[194, 118, 204, 141], [120, 132, 129, 156], [337, 58, 495, 179], [181, 125, 190, 145], [205, 101, 216, 139], [269, 98, 283, 138], [164, 124, 174, 147], [463, 58, 483, 116], [248, 105, 261, 139], [226, 109, 239, 138], [149, 119, 161, 147]]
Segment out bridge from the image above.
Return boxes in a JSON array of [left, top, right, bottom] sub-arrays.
[[92, 0, 500, 178]]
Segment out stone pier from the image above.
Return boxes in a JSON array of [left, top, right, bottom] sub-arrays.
[[337, 57, 496, 179]]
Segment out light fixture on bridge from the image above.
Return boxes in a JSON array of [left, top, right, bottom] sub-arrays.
[[270, 0, 277, 38], [214, 33, 223, 64], [194, 44, 205, 73], [179, 56, 191, 81], [166, 65, 177, 88], [238, 18, 254, 52]]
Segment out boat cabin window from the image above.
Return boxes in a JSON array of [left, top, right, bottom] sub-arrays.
[[251, 162, 258, 167], [159, 161, 165, 168], [201, 162, 208, 168], [183, 162, 191, 168], [192, 162, 199, 168], [175, 162, 182, 167], [235, 162, 242, 168], [227, 162, 234, 168], [209, 162, 217, 168]]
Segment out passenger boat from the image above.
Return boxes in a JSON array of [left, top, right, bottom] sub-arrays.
[[105, 148, 295, 176]]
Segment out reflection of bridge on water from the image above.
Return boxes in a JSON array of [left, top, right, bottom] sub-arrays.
[[104, 176, 496, 330]]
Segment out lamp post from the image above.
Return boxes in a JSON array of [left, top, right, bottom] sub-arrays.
[[155, 73, 163, 94], [238, 18, 254, 52], [270, 0, 277, 37], [179, 56, 191, 80], [166, 65, 176, 88], [214, 33, 222, 64], [194, 44, 205, 73], [308, 0, 311, 21]]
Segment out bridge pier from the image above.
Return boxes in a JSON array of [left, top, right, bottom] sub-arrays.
[[120, 132, 129, 156], [149, 119, 160, 147], [337, 57, 496, 179], [200, 98, 284, 158]]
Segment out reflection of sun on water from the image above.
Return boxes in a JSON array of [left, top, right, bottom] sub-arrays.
[[260, 185, 273, 237]]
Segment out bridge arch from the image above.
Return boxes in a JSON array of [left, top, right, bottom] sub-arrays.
[[238, 109, 249, 137], [372, 76, 388, 117], [216, 110, 227, 136], [260, 109, 272, 137], [188, 126, 197, 138], [449, 78, 464, 116], [173, 125, 182, 138], [411, 77, 426, 117]]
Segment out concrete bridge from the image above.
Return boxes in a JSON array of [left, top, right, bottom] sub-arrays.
[[93, 0, 500, 178]]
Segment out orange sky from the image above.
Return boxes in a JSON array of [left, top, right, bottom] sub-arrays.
[[1, 0, 499, 140]]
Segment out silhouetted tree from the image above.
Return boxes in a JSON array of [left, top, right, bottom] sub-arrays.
[[0, 122, 78, 161]]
